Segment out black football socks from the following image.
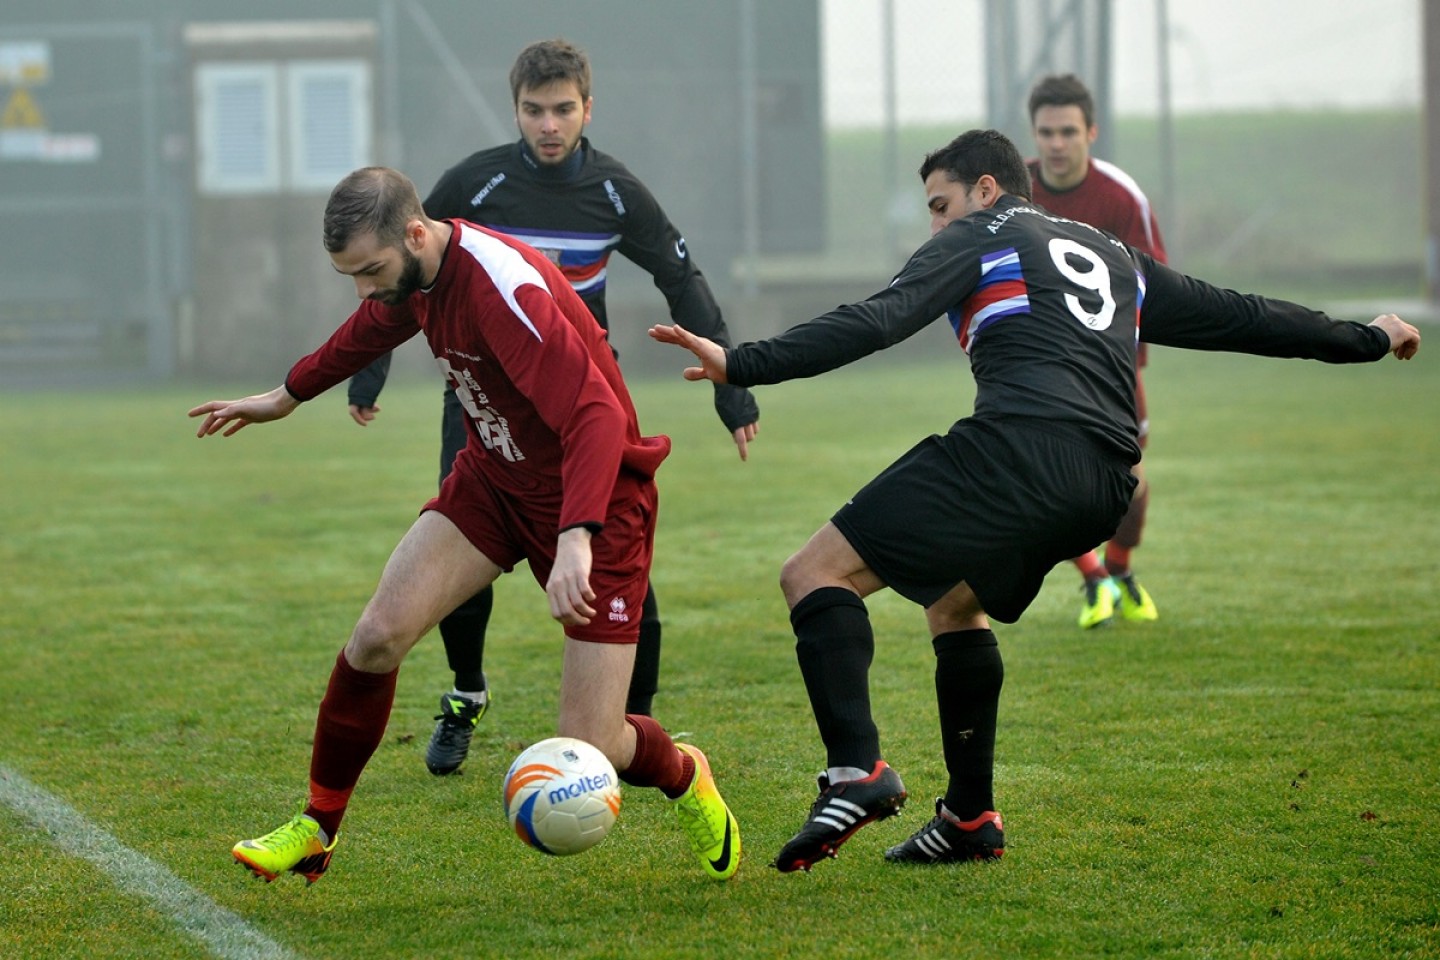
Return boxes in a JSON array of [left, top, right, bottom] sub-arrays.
[[932, 628, 1003, 819], [790, 587, 881, 769]]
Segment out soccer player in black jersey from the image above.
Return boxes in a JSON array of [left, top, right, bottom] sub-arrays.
[[346, 39, 760, 775], [652, 129, 1419, 872]]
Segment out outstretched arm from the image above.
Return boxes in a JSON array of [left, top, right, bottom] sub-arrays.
[[1138, 259, 1414, 364], [1370, 313, 1421, 360], [188, 385, 299, 438], [648, 323, 730, 384]]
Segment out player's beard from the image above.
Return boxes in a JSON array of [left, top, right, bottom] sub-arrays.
[[370, 249, 426, 305], [529, 126, 584, 166]]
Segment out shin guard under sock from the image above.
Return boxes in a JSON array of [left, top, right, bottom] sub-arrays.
[[932, 629, 1003, 821], [306, 649, 399, 837], [789, 586, 880, 770]]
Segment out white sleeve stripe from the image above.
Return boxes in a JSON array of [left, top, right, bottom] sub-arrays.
[[456, 222, 548, 341], [1090, 158, 1158, 249]]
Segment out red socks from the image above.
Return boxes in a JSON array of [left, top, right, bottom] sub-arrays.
[[304, 649, 398, 837], [1103, 544, 1133, 578], [619, 714, 692, 798], [1073, 551, 1108, 581]]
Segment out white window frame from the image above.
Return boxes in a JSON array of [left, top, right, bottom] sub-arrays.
[[195, 62, 280, 195], [287, 59, 372, 192]]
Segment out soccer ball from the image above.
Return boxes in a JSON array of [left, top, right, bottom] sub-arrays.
[[502, 736, 621, 856]]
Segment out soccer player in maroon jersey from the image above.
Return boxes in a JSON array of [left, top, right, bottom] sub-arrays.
[[1028, 73, 1167, 630], [348, 40, 760, 775], [652, 129, 1417, 872], [190, 166, 740, 884]]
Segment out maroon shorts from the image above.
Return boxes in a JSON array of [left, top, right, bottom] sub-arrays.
[[423, 471, 657, 644]]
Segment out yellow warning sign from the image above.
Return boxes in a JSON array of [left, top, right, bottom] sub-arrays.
[[1, 88, 45, 129]]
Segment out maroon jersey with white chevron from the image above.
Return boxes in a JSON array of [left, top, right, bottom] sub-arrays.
[[286, 220, 669, 531], [1027, 157, 1167, 263]]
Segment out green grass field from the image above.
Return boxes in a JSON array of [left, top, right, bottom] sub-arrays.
[[2, 344, 1438, 959]]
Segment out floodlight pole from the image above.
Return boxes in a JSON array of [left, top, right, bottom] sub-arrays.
[[1425, 1, 1440, 303], [881, 0, 900, 261], [379, 0, 402, 168], [739, 0, 760, 299], [1156, 0, 1177, 264]]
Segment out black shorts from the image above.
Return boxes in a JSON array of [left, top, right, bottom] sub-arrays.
[[831, 418, 1136, 623]]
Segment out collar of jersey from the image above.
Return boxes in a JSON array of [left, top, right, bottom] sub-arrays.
[[517, 137, 586, 182]]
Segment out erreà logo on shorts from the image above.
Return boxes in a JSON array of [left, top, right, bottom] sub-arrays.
[[608, 596, 629, 623]]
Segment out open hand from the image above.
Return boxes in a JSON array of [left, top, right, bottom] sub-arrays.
[[648, 323, 729, 384], [188, 386, 298, 437]]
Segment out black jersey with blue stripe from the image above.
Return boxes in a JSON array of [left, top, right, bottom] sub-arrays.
[[724, 194, 1388, 464], [424, 138, 715, 339]]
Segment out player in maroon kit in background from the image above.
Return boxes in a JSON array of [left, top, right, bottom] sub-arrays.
[[1027, 73, 1167, 630], [188, 166, 740, 884]]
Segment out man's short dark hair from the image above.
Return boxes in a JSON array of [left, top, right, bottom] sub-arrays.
[[510, 38, 591, 105], [1027, 73, 1095, 127], [918, 129, 1032, 201], [323, 166, 424, 253]]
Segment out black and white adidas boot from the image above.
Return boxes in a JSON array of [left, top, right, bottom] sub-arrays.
[[884, 799, 1004, 863], [773, 761, 907, 872]]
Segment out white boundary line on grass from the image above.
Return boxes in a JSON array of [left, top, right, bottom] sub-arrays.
[[0, 763, 302, 960]]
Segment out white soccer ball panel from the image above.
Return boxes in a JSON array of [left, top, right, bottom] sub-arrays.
[[502, 736, 621, 856]]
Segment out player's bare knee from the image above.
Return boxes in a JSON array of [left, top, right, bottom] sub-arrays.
[[778, 550, 818, 605], [347, 606, 418, 670]]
